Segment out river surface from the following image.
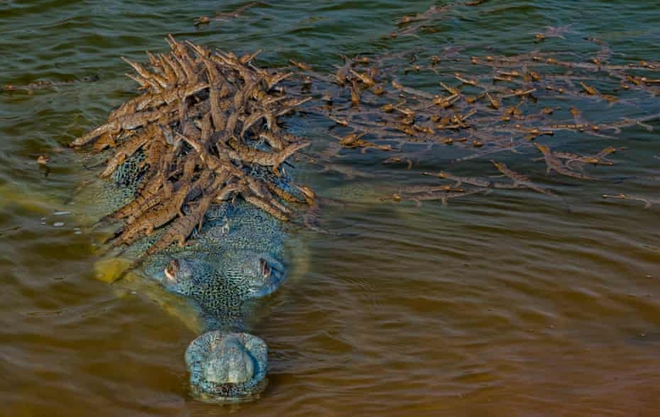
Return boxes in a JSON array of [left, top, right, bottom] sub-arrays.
[[2, 1, 660, 416]]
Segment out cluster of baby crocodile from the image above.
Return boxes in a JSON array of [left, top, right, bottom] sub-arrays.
[[71, 36, 313, 256], [283, 32, 660, 206], [26, 13, 658, 211]]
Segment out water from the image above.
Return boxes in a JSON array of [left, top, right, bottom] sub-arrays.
[[2, 1, 660, 415]]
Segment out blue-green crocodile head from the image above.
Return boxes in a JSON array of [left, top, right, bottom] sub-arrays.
[[136, 201, 289, 403]]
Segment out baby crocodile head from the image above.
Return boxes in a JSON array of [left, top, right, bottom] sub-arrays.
[[185, 331, 268, 403]]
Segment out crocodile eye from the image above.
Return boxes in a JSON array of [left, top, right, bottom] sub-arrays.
[[260, 258, 271, 278], [164, 259, 180, 281]]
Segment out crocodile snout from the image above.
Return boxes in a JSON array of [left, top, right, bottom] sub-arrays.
[[185, 331, 268, 403]]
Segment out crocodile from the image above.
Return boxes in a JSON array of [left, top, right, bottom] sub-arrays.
[[74, 37, 313, 404], [87, 155, 297, 403]]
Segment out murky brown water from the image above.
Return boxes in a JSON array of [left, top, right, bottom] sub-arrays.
[[2, 1, 660, 416]]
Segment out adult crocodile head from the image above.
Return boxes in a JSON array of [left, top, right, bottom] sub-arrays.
[[136, 201, 289, 403]]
